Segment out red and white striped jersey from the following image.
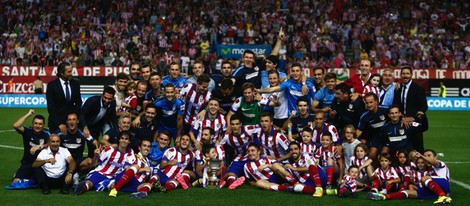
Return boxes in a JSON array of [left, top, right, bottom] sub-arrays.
[[130, 152, 152, 182], [373, 167, 399, 181], [362, 84, 380, 97], [194, 144, 225, 163], [341, 175, 357, 192], [315, 146, 341, 167], [220, 125, 261, 161], [287, 153, 316, 184], [410, 168, 428, 188], [191, 113, 226, 143], [349, 156, 370, 179], [180, 83, 212, 126], [160, 147, 194, 179], [92, 146, 135, 177], [306, 123, 340, 145], [396, 165, 411, 179], [257, 128, 290, 159], [244, 157, 277, 181], [427, 161, 450, 181], [300, 142, 317, 156]]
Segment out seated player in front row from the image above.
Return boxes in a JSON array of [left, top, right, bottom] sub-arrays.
[[108, 139, 153, 199], [74, 131, 135, 195], [369, 149, 452, 204], [243, 143, 297, 192]]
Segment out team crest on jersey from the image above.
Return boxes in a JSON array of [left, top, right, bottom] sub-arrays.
[[254, 66, 259, 71], [380, 115, 385, 120], [172, 105, 176, 110], [399, 129, 405, 135], [348, 104, 353, 109], [76, 138, 82, 144], [39, 139, 44, 145], [180, 105, 185, 111], [179, 82, 184, 88], [269, 140, 273, 145], [151, 125, 155, 131]]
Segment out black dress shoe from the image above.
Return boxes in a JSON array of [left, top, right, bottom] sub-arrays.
[[60, 188, 70, 194], [42, 189, 51, 195]]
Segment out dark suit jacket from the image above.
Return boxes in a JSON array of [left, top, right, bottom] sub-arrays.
[[393, 81, 428, 118], [46, 78, 82, 132], [80, 95, 117, 138]]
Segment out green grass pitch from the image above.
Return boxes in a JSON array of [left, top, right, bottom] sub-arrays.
[[0, 108, 468, 206]]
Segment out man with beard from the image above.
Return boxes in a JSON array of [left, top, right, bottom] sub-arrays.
[[180, 74, 212, 134], [393, 66, 428, 153], [190, 98, 226, 150], [330, 83, 365, 133], [143, 72, 164, 107], [256, 113, 290, 161], [80, 86, 117, 157], [157, 135, 195, 191], [109, 139, 154, 199]]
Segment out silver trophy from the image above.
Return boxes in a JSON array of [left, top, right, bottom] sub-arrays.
[[207, 158, 221, 188]]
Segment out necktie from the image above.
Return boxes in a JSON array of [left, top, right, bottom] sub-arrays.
[[402, 84, 407, 114], [65, 81, 71, 102]]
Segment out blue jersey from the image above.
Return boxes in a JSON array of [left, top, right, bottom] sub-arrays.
[[162, 75, 187, 89], [381, 120, 422, 152], [148, 142, 169, 167], [357, 107, 389, 143], [290, 114, 315, 137], [233, 64, 264, 89], [145, 88, 164, 103], [260, 70, 287, 89], [279, 79, 316, 115], [154, 98, 185, 129], [58, 129, 93, 160], [20, 127, 50, 163], [314, 87, 336, 108]]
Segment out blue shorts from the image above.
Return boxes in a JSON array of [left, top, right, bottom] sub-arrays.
[[114, 172, 142, 192], [267, 174, 283, 184], [228, 160, 248, 177], [156, 169, 172, 185], [86, 172, 112, 188], [418, 178, 451, 200], [14, 162, 34, 179]]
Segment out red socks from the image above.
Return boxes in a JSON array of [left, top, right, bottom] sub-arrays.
[[426, 180, 446, 196], [308, 165, 321, 187], [114, 167, 136, 191], [326, 167, 334, 184], [385, 191, 407, 199]]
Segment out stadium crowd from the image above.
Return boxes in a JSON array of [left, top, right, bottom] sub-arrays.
[[0, 0, 469, 71], [5, 0, 454, 204]]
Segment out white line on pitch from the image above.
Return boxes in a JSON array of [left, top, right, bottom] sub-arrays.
[[0, 129, 15, 133], [0, 144, 88, 155], [446, 161, 470, 164], [0, 144, 22, 150], [451, 179, 470, 190]]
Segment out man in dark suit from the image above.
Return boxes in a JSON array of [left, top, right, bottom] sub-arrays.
[[80, 86, 118, 156], [46, 62, 82, 133], [393, 66, 428, 153]]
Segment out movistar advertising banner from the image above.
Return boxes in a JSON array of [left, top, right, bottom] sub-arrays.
[[216, 44, 272, 59]]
